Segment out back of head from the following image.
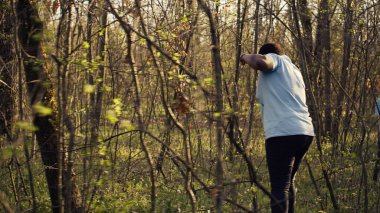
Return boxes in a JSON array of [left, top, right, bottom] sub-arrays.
[[259, 43, 283, 55]]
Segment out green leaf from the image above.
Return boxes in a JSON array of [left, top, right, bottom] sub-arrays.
[[83, 84, 95, 93], [203, 77, 214, 86], [106, 110, 119, 124], [181, 15, 188, 23], [31, 32, 43, 42], [212, 0, 221, 7], [103, 86, 112, 92], [99, 146, 107, 156], [96, 77, 103, 83], [16, 121, 38, 131], [161, 32, 168, 40], [96, 178, 104, 186], [80, 59, 89, 68], [178, 74, 188, 79], [0, 146, 13, 161], [33, 103, 52, 116], [112, 98, 123, 116], [213, 112, 221, 117], [100, 159, 111, 166], [113, 98, 121, 105], [99, 29, 105, 36], [83, 41, 90, 49], [138, 38, 145, 45], [120, 120, 135, 131]]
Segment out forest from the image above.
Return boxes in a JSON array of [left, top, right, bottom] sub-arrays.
[[0, 0, 379, 212]]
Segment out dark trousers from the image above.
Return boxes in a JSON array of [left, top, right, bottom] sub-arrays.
[[265, 135, 313, 213]]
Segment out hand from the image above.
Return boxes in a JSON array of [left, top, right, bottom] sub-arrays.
[[240, 53, 247, 65]]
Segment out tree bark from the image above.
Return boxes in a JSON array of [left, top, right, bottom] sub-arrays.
[[55, 1, 85, 212], [16, 1, 60, 211], [314, 0, 332, 142], [333, 0, 353, 143], [298, 0, 313, 66], [244, 0, 260, 148], [82, 0, 94, 202], [374, 120, 380, 181], [291, 0, 339, 211], [0, 0, 14, 139], [197, 1, 225, 211], [117, 2, 157, 211]]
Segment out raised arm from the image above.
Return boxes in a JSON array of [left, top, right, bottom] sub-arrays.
[[240, 54, 274, 72]]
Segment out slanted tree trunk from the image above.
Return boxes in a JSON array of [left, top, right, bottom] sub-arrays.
[[16, 1, 60, 211], [17, 1, 84, 212]]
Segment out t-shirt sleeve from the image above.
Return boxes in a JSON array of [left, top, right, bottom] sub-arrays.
[[265, 53, 279, 71]]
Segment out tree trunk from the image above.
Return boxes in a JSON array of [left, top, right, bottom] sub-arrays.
[[314, 0, 331, 134], [55, 1, 86, 212], [311, 0, 332, 210], [197, 1, 225, 211], [0, 0, 14, 139], [17, 1, 85, 212], [314, 0, 332, 142], [298, 0, 313, 66], [333, 0, 353, 143], [291, 0, 339, 211], [245, 0, 260, 148], [16, 0, 60, 212], [374, 120, 380, 181], [16, 1, 60, 211], [82, 0, 93, 202]]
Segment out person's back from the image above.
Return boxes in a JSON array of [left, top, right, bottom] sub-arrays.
[[256, 53, 314, 139]]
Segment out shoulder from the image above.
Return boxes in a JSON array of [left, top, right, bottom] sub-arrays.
[[266, 53, 285, 62], [264, 53, 282, 71]]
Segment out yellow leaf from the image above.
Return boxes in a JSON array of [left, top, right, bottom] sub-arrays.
[[84, 84, 95, 93], [213, 112, 221, 117], [203, 77, 214, 86], [120, 120, 135, 131], [33, 103, 52, 116], [16, 121, 38, 131], [106, 110, 119, 124], [83, 41, 90, 49]]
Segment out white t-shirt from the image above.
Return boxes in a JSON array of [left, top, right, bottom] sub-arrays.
[[256, 53, 315, 139]]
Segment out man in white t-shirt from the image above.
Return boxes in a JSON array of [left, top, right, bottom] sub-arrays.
[[241, 43, 314, 213]]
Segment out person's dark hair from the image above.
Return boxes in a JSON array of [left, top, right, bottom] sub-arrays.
[[259, 43, 283, 55]]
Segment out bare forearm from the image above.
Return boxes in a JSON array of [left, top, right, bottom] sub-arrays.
[[240, 54, 274, 71], [240, 54, 259, 69]]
